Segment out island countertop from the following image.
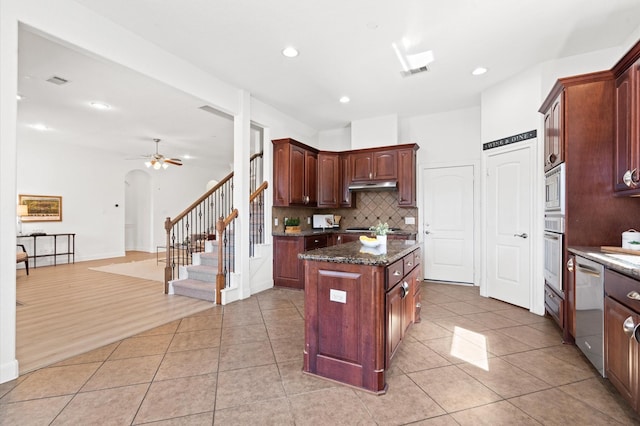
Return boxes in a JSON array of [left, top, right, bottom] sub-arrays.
[[298, 239, 421, 266]]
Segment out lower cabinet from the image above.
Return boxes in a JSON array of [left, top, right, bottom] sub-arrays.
[[544, 283, 564, 330], [273, 234, 328, 289], [604, 269, 640, 413]]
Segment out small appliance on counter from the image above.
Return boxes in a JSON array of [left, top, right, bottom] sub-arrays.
[[312, 214, 339, 229]]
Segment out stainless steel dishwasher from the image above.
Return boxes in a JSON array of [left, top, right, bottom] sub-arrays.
[[574, 255, 605, 377]]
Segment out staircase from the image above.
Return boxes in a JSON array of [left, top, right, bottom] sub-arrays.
[[169, 236, 235, 302], [164, 167, 267, 304]]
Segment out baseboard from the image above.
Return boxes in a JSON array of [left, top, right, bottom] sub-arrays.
[[0, 359, 19, 384]]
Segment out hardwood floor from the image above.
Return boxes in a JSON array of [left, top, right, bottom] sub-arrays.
[[15, 251, 214, 374]]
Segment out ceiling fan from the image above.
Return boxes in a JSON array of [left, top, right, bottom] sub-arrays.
[[141, 138, 183, 169]]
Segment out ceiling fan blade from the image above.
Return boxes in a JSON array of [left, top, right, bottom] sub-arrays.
[[164, 159, 183, 166]]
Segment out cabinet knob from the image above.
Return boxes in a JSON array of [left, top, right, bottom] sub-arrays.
[[623, 169, 639, 188], [547, 153, 556, 165], [567, 258, 574, 272], [400, 281, 410, 298], [393, 270, 402, 276], [623, 316, 636, 338]]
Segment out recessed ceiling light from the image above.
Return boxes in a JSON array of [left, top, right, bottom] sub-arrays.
[[282, 46, 299, 58], [90, 101, 111, 110], [472, 67, 488, 76], [30, 123, 50, 131], [339, 96, 350, 104]]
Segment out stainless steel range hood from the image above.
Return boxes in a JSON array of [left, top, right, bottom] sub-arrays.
[[348, 180, 397, 191]]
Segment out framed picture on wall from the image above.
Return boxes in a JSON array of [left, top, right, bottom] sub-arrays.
[[18, 194, 62, 222]]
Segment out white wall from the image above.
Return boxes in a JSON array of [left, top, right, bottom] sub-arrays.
[[1, 0, 320, 384], [351, 114, 398, 149], [318, 127, 351, 151]]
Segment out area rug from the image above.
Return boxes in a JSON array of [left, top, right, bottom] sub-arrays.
[[89, 258, 164, 282]]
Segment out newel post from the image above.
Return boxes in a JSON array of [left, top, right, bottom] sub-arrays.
[[164, 217, 172, 294]]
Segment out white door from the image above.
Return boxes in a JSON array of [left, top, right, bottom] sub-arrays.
[[423, 165, 474, 283], [486, 146, 532, 308]]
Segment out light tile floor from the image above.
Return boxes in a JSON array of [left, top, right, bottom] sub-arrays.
[[1, 281, 639, 425]]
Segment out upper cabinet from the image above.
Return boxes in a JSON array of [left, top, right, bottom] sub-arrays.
[[350, 150, 398, 182], [317, 152, 339, 208], [542, 92, 564, 172], [613, 53, 640, 194], [273, 138, 318, 207], [273, 139, 419, 208]]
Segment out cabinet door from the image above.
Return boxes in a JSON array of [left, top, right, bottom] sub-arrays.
[[614, 66, 639, 192], [373, 150, 397, 180], [351, 152, 373, 182], [604, 296, 637, 409], [272, 142, 290, 206], [305, 150, 318, 206], [317, 153, 339, 208], [339, 154, 354, 207], [289, 145, 306, 204], [543, 93, 563, 172], [273, 236, 304, 289], [397, 148, 416, 207], [386, 282, 404, 366]]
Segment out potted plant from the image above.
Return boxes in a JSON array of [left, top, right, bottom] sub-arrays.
[[369, 222, 390, 245], [285, 217, 301, 234]]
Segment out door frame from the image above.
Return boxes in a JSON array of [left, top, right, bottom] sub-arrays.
[[419, 160, 481, 286], [481, 141, 544, 316]]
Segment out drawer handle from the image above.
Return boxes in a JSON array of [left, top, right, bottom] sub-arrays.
[[393, 270, 402, 276], [623, 316, 636, 338], [627, 291, 640, 301], [314, 239, 319, 243], [415, 302, 421, 308], [548, 292, 554, 299], [400, 281, 410, 298], [406, 262, 413, 267]]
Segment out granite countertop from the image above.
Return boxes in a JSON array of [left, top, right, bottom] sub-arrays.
[[272, 229, 416, 237], [569, 246, 640, 279], [298, 240, 421, 266]]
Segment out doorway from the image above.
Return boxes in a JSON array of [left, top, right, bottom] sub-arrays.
[[125, 170, 152, 252], [422, 165, 475, 284], [485, 144, 533, 309]]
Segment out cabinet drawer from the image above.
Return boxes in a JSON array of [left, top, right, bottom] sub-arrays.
[[386, 259, 404, 290], [305, 234, 328, 250], [545, 285, 564, 328], [413, 247, 421, 267], [403, 252, 417, 272], [605, 269, 640, 313]]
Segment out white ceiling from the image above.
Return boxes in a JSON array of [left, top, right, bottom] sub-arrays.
[[17, 0, 640, 167]]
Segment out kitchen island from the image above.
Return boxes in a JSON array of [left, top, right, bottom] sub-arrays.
[[299, 239, 422, 394]]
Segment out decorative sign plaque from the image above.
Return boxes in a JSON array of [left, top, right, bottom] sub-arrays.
[[483, 130, 537, 151]]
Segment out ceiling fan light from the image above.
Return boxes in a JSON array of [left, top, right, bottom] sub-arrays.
[[162, 162, 169, 169], [145, 161, 152, 168], [153, 161, 162, 170]]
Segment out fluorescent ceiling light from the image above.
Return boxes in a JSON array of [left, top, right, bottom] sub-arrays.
[[472, 67, 488, 76], [90, 101, 111, 110], [282, 46, 299, 58], [339, 96, 350, 104]]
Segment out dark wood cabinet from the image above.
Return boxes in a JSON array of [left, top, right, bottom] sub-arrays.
[[605, 296, 638, 411], [339, 153, 355, 208], [614, 59, 640, 194], [397, 147, 417, 207], [604, 268, 640, 413], [317, 153, 339, 208], [543, 92, 563, 172], [350, 150, 397, 182], [273, 234, 328, 289], [303, 245, 421, 393], [272, 138, 318, 207]]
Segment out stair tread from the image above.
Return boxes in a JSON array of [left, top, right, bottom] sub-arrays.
[[172, 278, 215, 288]]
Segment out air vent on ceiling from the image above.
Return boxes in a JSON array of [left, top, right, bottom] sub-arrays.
[[400, 66, 430, 78], [46, 75, 69, 85]]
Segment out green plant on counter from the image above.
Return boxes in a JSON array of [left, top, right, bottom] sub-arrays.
[[629, 241, 640, 245], [285, 217, 300, 227], [370, 222, 390, 236]]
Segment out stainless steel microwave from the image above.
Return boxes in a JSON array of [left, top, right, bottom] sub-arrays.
[[545, 163, 565, 213]]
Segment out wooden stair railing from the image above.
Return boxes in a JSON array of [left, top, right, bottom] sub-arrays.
[[216, 208, 238, 304]]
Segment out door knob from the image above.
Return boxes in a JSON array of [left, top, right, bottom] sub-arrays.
[[514, 233, 528, 239]]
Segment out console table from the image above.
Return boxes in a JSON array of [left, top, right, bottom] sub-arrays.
[[16, 233, 75, 268]]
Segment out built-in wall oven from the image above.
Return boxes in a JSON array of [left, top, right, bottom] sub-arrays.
[[544, 164, 566, 296]]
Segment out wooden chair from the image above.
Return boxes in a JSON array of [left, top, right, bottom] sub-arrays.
[[17, 244, 29, 275]]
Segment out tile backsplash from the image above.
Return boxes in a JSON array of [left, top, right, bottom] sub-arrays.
[[272, 191, 418, 233]]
